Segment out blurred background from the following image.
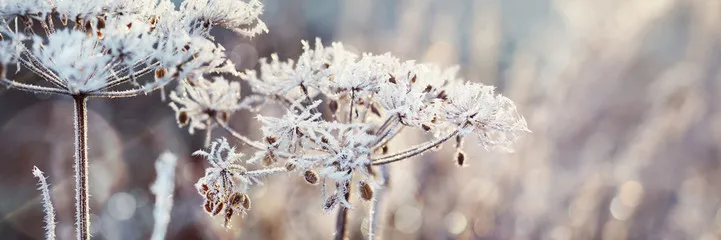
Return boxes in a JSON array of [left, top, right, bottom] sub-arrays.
[[2, 0, 721, 239]]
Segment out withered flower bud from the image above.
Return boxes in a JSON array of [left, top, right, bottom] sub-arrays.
[[304, 170, 319, 185]]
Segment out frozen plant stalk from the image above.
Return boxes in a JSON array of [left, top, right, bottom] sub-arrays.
[[150, 151, 178, 240], [32, 166, 56, 240]]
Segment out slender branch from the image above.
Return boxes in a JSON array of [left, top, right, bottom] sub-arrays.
[[371, 129, 459, 166], [214, 117, 267, 150], [367, 166, 389, 240], [86, 76, 173, 98], [73, 94, 90, 240], [334, 181, 351, 240], [1, 78, 68, 95]]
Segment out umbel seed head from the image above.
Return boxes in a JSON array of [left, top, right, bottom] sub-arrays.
[[304, 170, 319, 185]]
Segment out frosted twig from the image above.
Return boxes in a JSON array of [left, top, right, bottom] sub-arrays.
[[32, 166, 56, 240], [150, 151, 178, 240]]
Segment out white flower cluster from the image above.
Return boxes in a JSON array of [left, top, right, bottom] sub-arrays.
[[244, 38, 530, 151], [169, 38, 530, 216], [169, 77, 244, 134], [0, 0, 266, 96]]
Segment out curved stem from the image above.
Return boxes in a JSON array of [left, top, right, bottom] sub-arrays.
[[371, 130, 459, 166], [334, 181, 351, 240], [73, 94, 90, 240], [214, 117, 266, 150]]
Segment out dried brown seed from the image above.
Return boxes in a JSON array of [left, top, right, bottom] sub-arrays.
[[323, 195, 337, 211], [155, 68, 167, 79], [223, 208, 234, 228], [262, 151, 276, 166], [126, 22, 133, 29], [177, 111, 189, 125], [96, 17, 105, 29], [284, 161, 296, 171], [212, 202, 224, 216], [388, 75, 397, 84], [323, 63, 331, 69], [183, 44, 191, 51], [219, 111, 229, 122], [411, 75, 417, 83], [198, 183, 210, 195], [381, 145, 388, 155], [203, 200, 213, 213], [359, 181, 373, 201], [424, 85, 433, 93], [240, 193, 251, 210], [295, 128, 305, 138], [422, 124, 431, 131], [265, 136, 277, 145], [228, 192, 242, 208], [60, 14, 68, 25], [328, 100, 339, 114], [304, 170, 319, 185], [437, 90, 448, 101], [149, 16, 158, 25], [96, 31, 103, 39], [370, 104, 381, 117], [456, 151, 465, 166]]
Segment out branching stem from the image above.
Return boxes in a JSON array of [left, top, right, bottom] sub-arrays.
[[372, 129, 459, 166]]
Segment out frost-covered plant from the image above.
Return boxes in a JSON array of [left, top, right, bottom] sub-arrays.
[[0, 0, 266, 239], [179, 38, 530, 239], [150, 151, 178, 240], [32, 166, 56, 240]]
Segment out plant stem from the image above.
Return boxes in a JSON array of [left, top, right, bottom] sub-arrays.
[[371, 129, 459, 166], [334, 181, 351, 240], [73, 94, 90, 240]]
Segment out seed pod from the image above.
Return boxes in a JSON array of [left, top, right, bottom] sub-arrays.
[[422, 124, 431, 131], [262, 151, 276, 166], [177, 111, 189, 125], [437, 90, 448, 100], [228, 192, 242, 208], [328, 100, 339, 115], [219, 111, 229, 123], [285, 161, 297, 171], [455, 135, 463, 148], [370, 104, 381, 117], [84, 20, 92, 32], [155, 68, 167, 79], [304, 170, 319, 185], [388, 75, 397, 84], [126, 22, 133, 29], [295, 128, 305, 138], [323, 63, 331, 69], [149, 16, 158, 25], [456, 151, 465, 166], [265, 136, 277, 145], [424, 85, 433, 93], [381, 145, 388, 154], [198, 183, 210, 195], [60, 14, 68, 25], [323, 195, 337, 212], [96, 31, 103, 39], [411, 74, 417, 84], [96, 17, 105, 29], [240, 193, 251, 210], [212, 202, 224, 216], [359, 181, 373, 201], [223, 208, 234, 228], [203, 200, 214, 214]]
